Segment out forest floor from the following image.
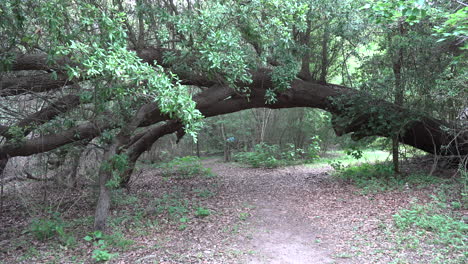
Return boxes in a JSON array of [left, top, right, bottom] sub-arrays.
[[0, 154, 466, 263]]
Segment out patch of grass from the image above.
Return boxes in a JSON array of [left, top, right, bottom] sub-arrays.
[[393, 202, 467, 248], [28, 212, 76, 247], [390, 198, 467, 263], [307, 149, 390, 168], [104, 231, 135, 250], [111, 189, 139, 206], [152, 192, 191, 220], [238, 212, 249, 221], [193, 188, 216, 198], [333, 162, 445, 194], [194, 207, 211, 218], [157, 156, 215, 179], [385, 170, 468, 264]]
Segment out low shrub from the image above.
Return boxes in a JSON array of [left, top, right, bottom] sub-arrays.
[[29, 218, 62, 241], [234, 140, 321, 168], [233, 143, 282, 168], [29, 213, 76, 246], [194, 207, 211, 218], [84, 231, 118, 262], [157, 156, 214, 179]]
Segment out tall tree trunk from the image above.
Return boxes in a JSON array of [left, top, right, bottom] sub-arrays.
[[298, 19, 312, 80], [319, 20, 330, 83], [221, 122, 229, 162], [93, 144, 116, 231], [0, 157, 7, 215], [392, 21, 406, 174]]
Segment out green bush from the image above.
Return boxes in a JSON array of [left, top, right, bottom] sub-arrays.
[[29, 213, 75, 246], [307, 135, 322, 158], [234, 141, 321, 168], [157, 156, 214, 179], [195, 207, 211, 218], [84, 231, 118, 262], [92, 249, 114, 262], [29, 218, 62, 241], [233, 143, 282, 168], [282, 143, 306, 161]]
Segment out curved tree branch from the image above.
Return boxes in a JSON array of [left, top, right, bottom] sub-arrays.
[[0, 74, 72, 97], [0, 94, 81, 138]]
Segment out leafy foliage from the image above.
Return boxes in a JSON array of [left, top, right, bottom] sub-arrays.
[[393, 203, 467, 247], [152, 192, 191, 221], [433, 6, 468, 49], [194, 207, 211, 218], [157, 156, 214, 179], [234, 143, 282, 168], [29, 213, 76, 246], [84, 231, 118, 262], [234, 141, 321, 168]]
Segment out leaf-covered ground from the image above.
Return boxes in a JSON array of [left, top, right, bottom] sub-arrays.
[[0, 157, 465, 263]]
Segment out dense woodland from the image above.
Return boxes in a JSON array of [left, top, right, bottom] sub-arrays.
[[0, 0, 467, 263]]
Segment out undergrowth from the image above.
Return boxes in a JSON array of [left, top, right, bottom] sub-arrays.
[[28, 212, 77, 247], [156, 156, 215, 179], [393, 202, 467, 248], [148, 190, 214, 231], [234, 140, 320, 168], [390, 175, 467, 264], [333, 162, 445, 194]]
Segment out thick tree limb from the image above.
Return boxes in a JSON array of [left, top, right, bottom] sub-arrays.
[[0, 94, 81, 138], [11, 54, 73, 71], [0, 74, 72, 97], [2, 49, 467, 161], [0, 117, 113, 158], [1, 76, 466, 160]]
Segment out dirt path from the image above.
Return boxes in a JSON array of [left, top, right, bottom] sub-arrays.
[[2, 158, 438, 263], [242, 201, 337, 264], [205, 159, 346, 264]]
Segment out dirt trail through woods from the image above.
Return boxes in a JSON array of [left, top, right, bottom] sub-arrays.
[[1, 158, 437, 263], [242, 201, 337, 264], [205, 159, 346, 264]]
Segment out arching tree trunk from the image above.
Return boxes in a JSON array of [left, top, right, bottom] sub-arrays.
[[2, 49, 467, 230]]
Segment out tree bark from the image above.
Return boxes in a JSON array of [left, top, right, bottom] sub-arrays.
[[0, 94, 81, 138], [391, 21, 406, 174], [93, 144, 115, 231], [0, 74, 73, 97], [2, 79, 467, 161]]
